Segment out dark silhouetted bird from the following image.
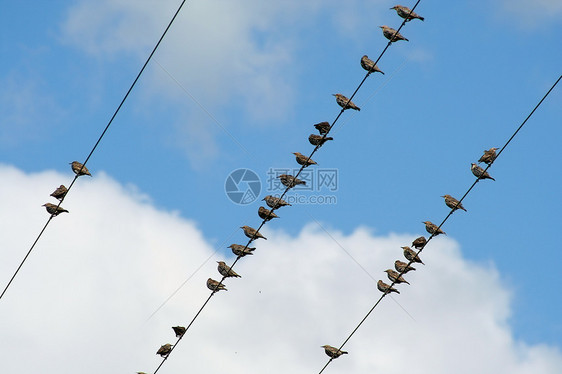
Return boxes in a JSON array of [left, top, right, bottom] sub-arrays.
[[229, 244, 255, 257], [390, 5, 424, 21], [258, 206, 279, 221], [50, 185, 68, 201], [156, 343, 173, 357], [314, 121, 331, 135], [385, 269, 410, 285], [471, 163, 495, 181], [479, 147, 499, 165], [360, 55, 384, 74], [70, 161, 92, 176], [279, 174, 306, 188], [309, 134, 333, 147], [411, 236, 427, 249], [217, 261, 241, 278], [380, 25, 409, 42], [395, 260, 416, 273], [263, 195, 291, 209], [42, 203, 69, 216], [293, 152, 317, 167], [240, 225, 267, 240], [441, 194, 467, 212], [402, 246, 424, 265], [423, 221, 446, 236], [207, 278, 227, 292], [377, 279, 400, 294], [321, 345, 348, 359], [333, 93, 360, 111], [172, 326, 186, 337]]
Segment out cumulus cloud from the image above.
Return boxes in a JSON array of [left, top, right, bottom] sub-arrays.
[[0, 164, 560, 373]]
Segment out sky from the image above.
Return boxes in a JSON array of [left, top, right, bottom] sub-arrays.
[[0, 0, 561, 373]]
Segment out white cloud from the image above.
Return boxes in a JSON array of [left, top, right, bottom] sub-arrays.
[[499, 0, 562, 26], [0, 164, 560, 373]]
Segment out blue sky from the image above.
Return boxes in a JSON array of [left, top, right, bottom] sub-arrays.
[[1, 0, 561, 372]]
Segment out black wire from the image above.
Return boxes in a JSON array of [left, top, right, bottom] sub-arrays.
[[317, 74, 561, 374], [0, 0, 189, 302]]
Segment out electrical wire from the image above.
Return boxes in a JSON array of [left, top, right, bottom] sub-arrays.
[[0, 0, 189, 302], [316, 73, 561, 374]]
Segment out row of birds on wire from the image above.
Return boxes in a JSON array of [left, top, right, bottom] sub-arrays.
[[144, 4, 432, 370]]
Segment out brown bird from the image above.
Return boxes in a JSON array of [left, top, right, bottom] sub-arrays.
[[279, 174, 306, 188], [441, 194, 467, 212], [137, 372, 147, 374], [333, 93, 360, 111], [377, 279, 400, 294], [471, 163, 495, 181], [293, 152, 317, 167], [402, 246, 424, 265], [207, 278, 227, 292], [423, 221, 446, 236], [258, 206, 279, 221], [479, 147, 499, 165], [156, 343, 173, 357], [50, 185, 68, 201], [395, 260, 416, 273], [172, 326, 186, 338], [314, 121, 331, 135], [228, 244, 255, 257], [217, 261, 241, 278], [321, 345, 348, 359], [42, 203, 69, 216], [380, 25, 409, 42], [385, 269, 410, 285], [263, 195, 291, 209], [360, 55, 384, 74], [240, 225, 267, 240], [70, 161, 92, 176], [309, 134, 333, 147], [390, 5, 424, 21], [411, 236, 427, 249]]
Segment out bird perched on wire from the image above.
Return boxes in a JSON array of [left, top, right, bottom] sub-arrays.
[[441, 194, 467, 212], [379, 25, 409, 42], [314, 121, 331, 135], [411, 236, 427, 249], [172, 326, 186, 338], [42, 203, 69, 216], [377, 279, 400, 294], [240, 225, 267, 240], [258, 206, 279, 221], [293, 152, 317, 167], [385, 269, 410, 285], [156, 343, 173, 358], [321, 345, 348, 359], [70, 161, 92, 176], [360, 55, 384, 74], [279, 174, 306, 188], [217, 261, 241, 278], [479, 147, 499, 165], [207, 278, 227, 292], [402, 246, 424, 265], [395, 260, 416, 273], [50, 185, 68, 201], [423, 221, 446, 236], [333, 93, 361, 111], [390, 5, 424, 21], [471, 163, 495, 181], [309, 134, 333, 147], [263, 195, 291, 209], [229, 244, 255, 257]]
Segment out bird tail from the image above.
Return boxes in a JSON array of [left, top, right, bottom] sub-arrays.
[[419, 16, 425, 21]]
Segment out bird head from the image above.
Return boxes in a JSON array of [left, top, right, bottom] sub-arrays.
[[390, 6, 397, 10], [384, 269, 392, 273], [401, 246, 411, 250]]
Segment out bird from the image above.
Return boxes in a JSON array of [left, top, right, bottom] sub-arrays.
[[423, 221, 446, 236], [309, 134, 333, 147], [333, 93, 360, 111], [207, 278, 227, 292], [471, 163, 495, 181], [156, 343, 173, 357], [136, 372, 147, 374], [411, 236, 427, 249], [293, 152, 317, 167], [321, 345, 348, 359], [402, 246, 424, 265], [395, 260, 416, 273], [479, 147, 499, 165], [377, 279, 400, 294], [50, 185, 68, 201], [390, 5, 424, 21], [360, 55, 384, 74], [229, 244, 255, 257], [263, 195, 291, 209], [380, 25, 409, 42], [441, 194, 467, 212], [217, 261, 241, 278], [42, 203, 69, 216], [385, 269, 410, 285], [279, 174, 306, 188], [240, 225, 267, 240], [172, 326, 186, 337], [70, 161, 92, 176], [258, 206, 279, 221], [314, 121, 331, 135]]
